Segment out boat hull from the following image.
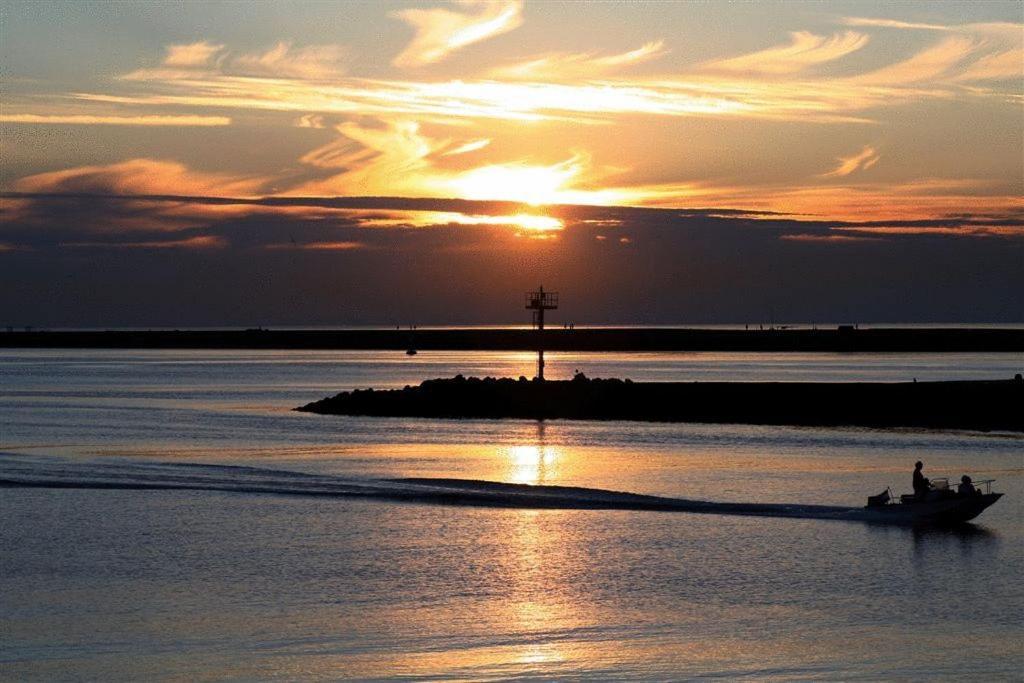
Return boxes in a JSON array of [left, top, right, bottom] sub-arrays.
[[864, 493, 1002, 525]]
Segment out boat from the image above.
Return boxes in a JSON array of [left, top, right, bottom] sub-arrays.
[[863, 477, 1002, 525]]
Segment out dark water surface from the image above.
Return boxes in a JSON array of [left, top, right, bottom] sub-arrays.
[[2, 349, 1022, 680]]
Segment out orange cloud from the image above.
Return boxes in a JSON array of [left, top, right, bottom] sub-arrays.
[[855, 35, 977, 85], [390, 0, 523, 68], [489, 41, 668, 79], [842, 17, 950, 32], [836, 225, 1023, 237], [780, 233, 882, 243], [163, 41, 225, 67], [294, 121, 630, 205], [62, 235, 227, 249], [442, 138, 491, 156], [702, 31, 869, 74], [265, 240, 364, 250], [15, 159, 266, 197], [125, 40, 346, 81], [0, 114, 230, 126], [232, 42, 347, 79], [821, 146, 881, 178]]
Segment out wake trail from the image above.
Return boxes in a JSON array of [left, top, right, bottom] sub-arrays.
[[0, 454, 867, 522]]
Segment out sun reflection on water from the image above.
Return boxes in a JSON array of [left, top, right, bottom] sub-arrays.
[[505, 423, 561, 484]]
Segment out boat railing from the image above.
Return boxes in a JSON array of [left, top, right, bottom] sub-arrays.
[[934, 477, 995, 495], [972, 479, 996, 495]]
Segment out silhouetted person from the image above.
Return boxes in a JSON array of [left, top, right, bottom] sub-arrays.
[[958, 475, 978, 497], [913, 461, 930, 500]]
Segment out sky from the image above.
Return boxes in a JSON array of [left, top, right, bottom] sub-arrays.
[[1, 0, 1022, 326]]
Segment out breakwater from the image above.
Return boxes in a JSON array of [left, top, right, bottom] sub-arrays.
[[3, 327, 1023, 351], [298, 375, 1024, 431]]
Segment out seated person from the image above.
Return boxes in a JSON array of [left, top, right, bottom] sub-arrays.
[[958, 475, 978, 496]]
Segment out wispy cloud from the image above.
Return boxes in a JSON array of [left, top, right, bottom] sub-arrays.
[[293, 121, 629, 205], [162, 41, 225, 67], [232, 42, 348, 79], [488, 41, 668, 79], [0, 114, 230, 126], [842, 17, 951, 32], [442, 138, 491, 156], [62, 235, 227, 249], [955, 49, 1023, 82], [264, 240, 364, 250], [15, 159, 266, 198], [779, 233, 881, 243], [821, 146, 880, 178], [701, 31, 869, 74], [125, 40, 347, 81], [70, 75, 882, 124], [390, 0, 523, 68], [854, 35, 977, 85], [842, 18, 1022, 84], [60, 18, 1015, 128]]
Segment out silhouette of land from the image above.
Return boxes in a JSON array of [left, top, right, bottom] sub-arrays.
[[3, 327, 1023, 351], [298, 375, 1024, 432]]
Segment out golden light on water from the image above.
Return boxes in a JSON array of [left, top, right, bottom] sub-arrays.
[[507, 443, 560, 484]]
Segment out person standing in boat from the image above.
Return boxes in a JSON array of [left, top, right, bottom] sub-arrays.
[[913, 461, 930, 499]]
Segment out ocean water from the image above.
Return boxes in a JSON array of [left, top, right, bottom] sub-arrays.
[[2, 349, 1022, 680]]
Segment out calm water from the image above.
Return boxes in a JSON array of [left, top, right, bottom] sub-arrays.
[[2, 349, 1022, 680]]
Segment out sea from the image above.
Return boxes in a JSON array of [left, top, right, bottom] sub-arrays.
[[2, 348, 1022, 680]]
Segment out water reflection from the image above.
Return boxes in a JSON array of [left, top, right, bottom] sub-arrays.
[[910, 523, 999, 562], [503, 423, 574, 668], [505, 422, 562, 485]]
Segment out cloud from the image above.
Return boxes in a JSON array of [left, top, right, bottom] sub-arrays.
[[854, 35, 978, 85], [125, 40, 346, 81], [62, 235, 227, 249], [842, 17, 951, 32], [56, 18, 1015, 128], [390, 0, 523, 67], [232, 42, 347, 79], [0, 114, 230, 126], [296, 114, 326, 129], [74, 74, 881, 124], [488, 41, 668, 79], [701, 31, 869, 74], [264, 240, 364, 250], [294, 121, 630, 205], [955, 48, 1024, 82], [441, 138, 491, 156], [163, 41, 225, 67], [779, 233, 881, 243], [15, 159, 266, 197], [845, 20, 1023, 85], [297, 120, 442, 195], [821, 146, 880, 178]]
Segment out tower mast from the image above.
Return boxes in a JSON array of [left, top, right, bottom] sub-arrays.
[[525, 285, 558, 380]]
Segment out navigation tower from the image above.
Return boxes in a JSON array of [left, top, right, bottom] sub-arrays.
[[525, 286, 558, 380]]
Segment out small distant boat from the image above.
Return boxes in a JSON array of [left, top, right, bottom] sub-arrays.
[[864, 478, 1002, 525], [406, 348, 417, 355]]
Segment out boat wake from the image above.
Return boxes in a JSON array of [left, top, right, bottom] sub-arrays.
[[1, 454, 872, 522]]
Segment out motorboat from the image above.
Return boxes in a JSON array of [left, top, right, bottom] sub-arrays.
[[864, 477, 1002, 525]]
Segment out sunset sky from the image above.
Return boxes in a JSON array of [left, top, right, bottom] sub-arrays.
[[1, 1, 1021, 326]]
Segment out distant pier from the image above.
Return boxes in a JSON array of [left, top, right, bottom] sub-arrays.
[[2, 327, 1023, 352]]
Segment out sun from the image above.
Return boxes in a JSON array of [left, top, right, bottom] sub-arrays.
[[449, 160, 582, 206]]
